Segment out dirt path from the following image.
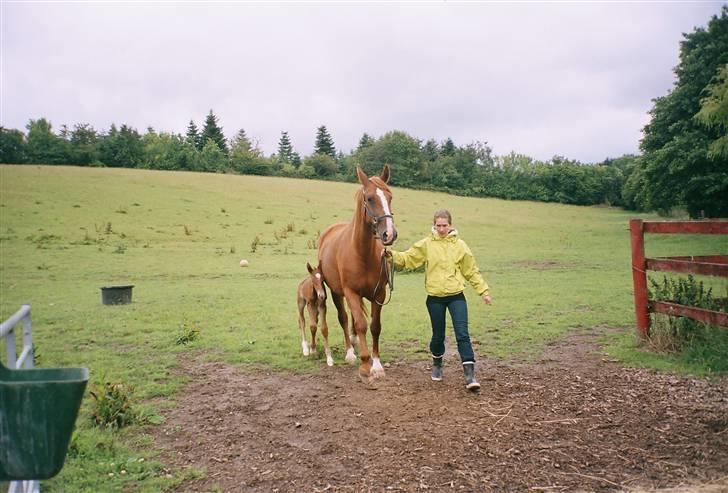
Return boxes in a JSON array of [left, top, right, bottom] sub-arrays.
[[152, 331, 728, 492]]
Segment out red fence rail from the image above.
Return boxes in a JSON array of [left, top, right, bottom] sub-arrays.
[[629, 219, 728, 338]]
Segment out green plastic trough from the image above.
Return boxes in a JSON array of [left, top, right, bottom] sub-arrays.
[[0, 362, 89, 481]]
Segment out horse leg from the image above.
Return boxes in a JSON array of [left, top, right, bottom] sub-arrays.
[[369, 301, 386, 379], [318, 300, 333, 367], [307, 302, 318, 355], [349, 312, 358, 348], [343, 289, 372, 382], [298, 298, 309, 356], [332, 292, 356, 363]]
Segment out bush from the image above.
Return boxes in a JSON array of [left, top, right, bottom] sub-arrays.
[[648, 274, 724, 349]]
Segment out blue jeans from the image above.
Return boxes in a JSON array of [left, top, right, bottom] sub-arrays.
[[425, 292, 474, 363]]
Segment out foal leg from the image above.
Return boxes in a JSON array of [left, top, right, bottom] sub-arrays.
[[332, 292, 356, 363], [298, 298, 310, 356], [307, 302, 318, 355], [369, 300, 386, 379], [318, 300, 333, 366]]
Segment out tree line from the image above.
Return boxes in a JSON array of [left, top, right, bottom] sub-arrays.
[[1, 7, 725, 217]]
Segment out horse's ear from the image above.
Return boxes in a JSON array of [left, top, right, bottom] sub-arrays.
[[380, 164, 391, 184], [307, 262, 314, 274], [356, 167, 369, 186]]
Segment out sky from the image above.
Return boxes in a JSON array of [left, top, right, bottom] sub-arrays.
[[1, 1, 726, 164]]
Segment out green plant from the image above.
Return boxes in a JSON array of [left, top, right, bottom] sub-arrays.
[[175, 321, 200, 345], [648, 274, 723, 349], [250, 235, 260, 252], [90, 380, 137, 430]]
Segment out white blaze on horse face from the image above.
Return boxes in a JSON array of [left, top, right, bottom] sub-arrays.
[[315, 273, 321, 279], [375, 188, 394, 240]]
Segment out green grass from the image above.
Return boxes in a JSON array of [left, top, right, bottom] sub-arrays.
[[1, 164, 726, 491]]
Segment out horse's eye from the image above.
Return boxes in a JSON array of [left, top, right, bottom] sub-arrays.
[[367, 197, 374, 203]]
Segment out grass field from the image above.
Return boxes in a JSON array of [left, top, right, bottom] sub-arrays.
[[1, 165, 726, 492]]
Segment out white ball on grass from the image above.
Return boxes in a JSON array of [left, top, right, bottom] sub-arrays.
[[239, 259, 249, 267]]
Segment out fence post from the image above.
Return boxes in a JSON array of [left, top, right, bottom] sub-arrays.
[[630, 219, 650, 338]]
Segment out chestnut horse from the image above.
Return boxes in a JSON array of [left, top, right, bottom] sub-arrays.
[[318, 165, 397, 382], [296, 262, 333, 366]]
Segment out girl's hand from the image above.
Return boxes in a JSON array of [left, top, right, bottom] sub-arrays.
[[482, 294, 492, 305]]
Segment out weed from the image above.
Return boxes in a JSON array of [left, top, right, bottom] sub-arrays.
[[250, 235, 261, 253], [184, 225, 192, 236], [286, 222, 295, 232], [307, 230, 320, 249], [116, 207, 128, 214], [90, 380, 137, 430], [648, 274, 721, 347], [175, 322, 200, 345], [230, 245, 236, 254], [113, 243, 127, 254], [264, 218, 273, 224]]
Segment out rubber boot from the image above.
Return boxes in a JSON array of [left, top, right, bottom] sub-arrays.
[[463, 362, 480, 391], [431, 356, 443, 381]]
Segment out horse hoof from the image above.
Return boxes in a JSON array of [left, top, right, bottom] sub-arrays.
[[326, 357, 334, 367], [370, 368, 386, 380]]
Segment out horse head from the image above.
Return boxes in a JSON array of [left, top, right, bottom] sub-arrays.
[[306, 262, 327, 301], [356, 165, 398, 246]]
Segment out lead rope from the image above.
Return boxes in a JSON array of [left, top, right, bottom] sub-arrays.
[[373, 248, 395, 306]]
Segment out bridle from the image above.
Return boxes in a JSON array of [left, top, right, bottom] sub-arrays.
[[361, 188, 395, 306], [362, 196, 394, 240]]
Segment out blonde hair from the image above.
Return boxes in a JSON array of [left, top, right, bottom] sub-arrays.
[[433, 209, 452, 225]]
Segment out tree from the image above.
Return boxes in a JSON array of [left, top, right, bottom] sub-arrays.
[[277, 131, 293, 164], [304, 153, 338, 177], [0, 127, 26, 163], [695, 64, 728, 159], [354, 131, 423, 187], [357, 133, 375, 152], [639, 7, 728, 217], [200, 110, 228, 154], [314, 125, 336, 158], [98, 124, 144, 168], [186, 120, 202, 150], [199, 138, 227, 172], [70, 123, 99, 165], [441, 137, 456, 157], [25, 118, 70, 164]]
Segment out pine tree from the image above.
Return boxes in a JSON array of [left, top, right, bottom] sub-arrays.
[[277, 131, 293, 164], [201, 110, 228, 154], [357, 133, 374, 152], [441, 138, 456, 156], [314, 125, 336, 158], [230, 128, 252, 154], [186, 120, 202, 149]]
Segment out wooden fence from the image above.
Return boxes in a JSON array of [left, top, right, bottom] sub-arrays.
[[629, 219, 728, 338]]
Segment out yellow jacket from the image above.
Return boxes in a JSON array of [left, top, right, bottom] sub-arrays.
[[391, 228, 489, 297]]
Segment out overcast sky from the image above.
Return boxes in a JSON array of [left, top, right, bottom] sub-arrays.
[[1, 1, 725, 163]]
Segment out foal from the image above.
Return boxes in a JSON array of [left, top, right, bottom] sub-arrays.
[[296, 262, 333, 366]]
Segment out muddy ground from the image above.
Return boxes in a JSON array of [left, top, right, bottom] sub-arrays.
[[152, 330, 728, 492]]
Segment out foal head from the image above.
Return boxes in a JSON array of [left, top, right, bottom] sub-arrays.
[[356, 165, 398, 246], [307, 262, 326, 301]]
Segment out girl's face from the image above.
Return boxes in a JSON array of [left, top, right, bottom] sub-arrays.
[[434, 217, 450, 237]]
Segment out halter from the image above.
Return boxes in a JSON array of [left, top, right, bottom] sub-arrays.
[[362, 197, 394, 239]]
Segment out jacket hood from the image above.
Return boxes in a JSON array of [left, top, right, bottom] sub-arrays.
[[431, 226, 459, 241]]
